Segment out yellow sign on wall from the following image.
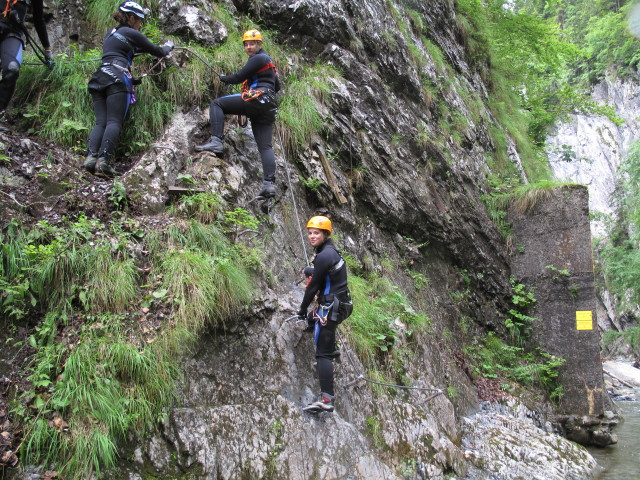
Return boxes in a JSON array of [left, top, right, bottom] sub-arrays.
[[576, 311, 593, 330]]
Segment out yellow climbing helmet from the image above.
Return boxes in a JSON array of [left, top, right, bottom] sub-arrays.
[[242, 29, 263, 42], [306, 216, 332, 234]]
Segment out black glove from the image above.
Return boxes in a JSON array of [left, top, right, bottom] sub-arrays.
[[132, 76, 143, 85], [44, 50, 54, 70], [162, 41, 174, 56], [219, 74, 230, 83], [303, 266, 314, 278], [297, 309, 306, 319]]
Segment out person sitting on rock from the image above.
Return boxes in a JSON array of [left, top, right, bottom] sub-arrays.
[[0, 0, 53, 129], [195, 29, 280, 199], [84, 1, 173, 177], [297, 216, 353, 413]]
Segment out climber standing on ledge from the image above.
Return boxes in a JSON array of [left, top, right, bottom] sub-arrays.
[[297, 216, 353, 413], [195, 29, 280, 199], [84, 1, 173, 177]]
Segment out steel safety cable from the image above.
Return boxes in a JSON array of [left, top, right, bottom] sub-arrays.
[[336, 329, 443, 396], [276, 127, 310, 265]]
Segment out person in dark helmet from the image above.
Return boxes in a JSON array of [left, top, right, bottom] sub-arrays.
[[84, 1, 173, 177], [0, 0, 52, 125], [196, 29, 280, 198], [297, 216, 353, 413]]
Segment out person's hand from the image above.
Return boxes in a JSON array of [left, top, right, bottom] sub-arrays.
[[132, 76, 143, 85], [162, 40, 174, 56], [297, 309, 306, 320], [219, 74, 230, 83], [44, 50, 54, 70]]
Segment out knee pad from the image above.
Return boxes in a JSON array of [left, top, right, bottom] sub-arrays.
[[3, 61, 21, 82]]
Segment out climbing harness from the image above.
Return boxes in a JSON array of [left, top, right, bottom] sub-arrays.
[[1, 0, 18, 20], [240, 61, 277, 102]]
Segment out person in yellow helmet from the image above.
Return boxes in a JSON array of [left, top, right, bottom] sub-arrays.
[[196, 28, 280, 198], [297, 216, 353, 413]]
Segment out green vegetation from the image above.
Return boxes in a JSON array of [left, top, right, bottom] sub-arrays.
[[464, 275, 564, 401], [277, 63, 341, 156], [342, 273, 430, 390], [596, 140, 640, 312], [506, 277, 537, 346], [603, 327, 640, 356], [465, 332, 566, 402], [514, 0, 640, 83], [481, 180, 577, 238], [300, 176, 325, 192], [1, 203, 256, 478]]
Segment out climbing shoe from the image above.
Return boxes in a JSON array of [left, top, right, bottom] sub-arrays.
[[195, 135, 223, 154], [83, 154, 98, 174], [95, 158, 117, 178], [303, 392, 335, 413], [257, 180, 276, 198]]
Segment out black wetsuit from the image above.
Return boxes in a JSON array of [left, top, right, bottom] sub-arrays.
[[0, 0, 50, 111], [213, 48, 280, 182], [298, 238, 350, 396], [86, 25, 170, 160]]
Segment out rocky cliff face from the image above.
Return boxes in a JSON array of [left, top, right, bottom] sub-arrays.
[[5, 0, 608, 478]]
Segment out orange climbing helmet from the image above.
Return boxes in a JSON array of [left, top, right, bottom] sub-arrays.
[[306, 216, 332, 234], [242, 29, 263, 43]]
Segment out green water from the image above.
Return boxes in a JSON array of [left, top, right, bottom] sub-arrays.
[[590, 400, 640, 479]]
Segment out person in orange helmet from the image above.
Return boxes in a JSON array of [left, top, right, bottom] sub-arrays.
[[297, 216, 352, 413], [196, 29, 280, 198]]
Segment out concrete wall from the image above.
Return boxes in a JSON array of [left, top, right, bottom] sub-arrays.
[[508, 185, 608, 416]]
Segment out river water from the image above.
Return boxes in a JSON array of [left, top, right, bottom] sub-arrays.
[[590, 399, 640, 479]]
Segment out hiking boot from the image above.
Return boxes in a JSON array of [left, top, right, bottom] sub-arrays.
[[257, 180, 276, 198], [303, 392, 335, 413], [195, 135, 223, 154], [95, 158, 117, 178], [83, 154, 98, 174]]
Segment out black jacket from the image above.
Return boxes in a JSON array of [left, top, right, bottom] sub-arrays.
[[219, 48, 280, 93], [298, 239, 348, 315], [101, 25, 171, 68]]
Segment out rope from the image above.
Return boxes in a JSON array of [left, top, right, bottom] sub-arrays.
[[137, 55, 165, 77], [277, 127, 310, 265], [336, 329, 443, 395], [17, 23, 49, 66], [173, 46, 221, 76]]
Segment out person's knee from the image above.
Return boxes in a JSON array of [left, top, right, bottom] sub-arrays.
[[2, 61, 21, 83]]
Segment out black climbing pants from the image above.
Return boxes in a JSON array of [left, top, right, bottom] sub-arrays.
[[314, 316, 338, 396], [209, 93, 276, 182], [0, 35, 23, 111], [87, 89, 130, 160]]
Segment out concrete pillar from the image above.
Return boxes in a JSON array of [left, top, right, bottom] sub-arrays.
[[508, 185, 608, 416]]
